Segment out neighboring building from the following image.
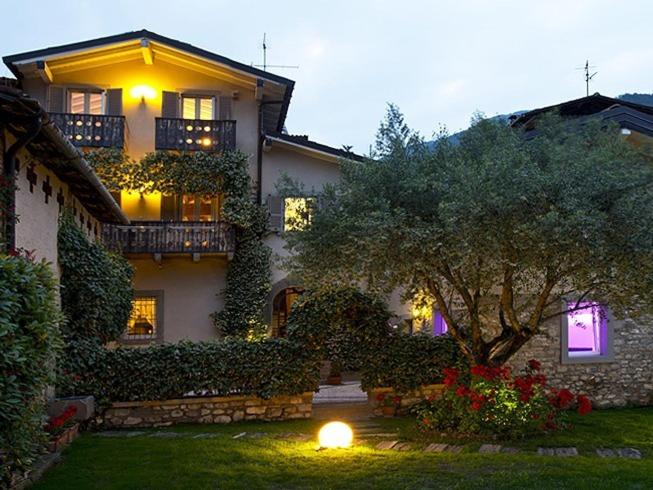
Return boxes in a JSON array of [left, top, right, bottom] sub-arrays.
[[3, 30, 370, 343], [0, 83, 127, 282]]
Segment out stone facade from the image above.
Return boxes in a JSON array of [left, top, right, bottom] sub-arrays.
[[368, 384, 445, 416], [102, 393, 314, 428], [510, 317, 653, 408]]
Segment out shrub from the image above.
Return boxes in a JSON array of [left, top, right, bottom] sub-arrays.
[[58, 213, 133, 343], [57, 338, 321, 403], [286, 286, 391, 371], [0, 253, 62, 486], [413, 361, 592, 439], [360, 333, 465, 392]]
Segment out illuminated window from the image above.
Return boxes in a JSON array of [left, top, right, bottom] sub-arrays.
[[433, 311, 448, 336], [562, 301, 613, 363], [284, 197, 315, 232], [271, 287, 303, 337], [68, 90, 103, 114], [180, 194, 220, 221], [182, 96, 215, 120], [124, 294, 161, 342]]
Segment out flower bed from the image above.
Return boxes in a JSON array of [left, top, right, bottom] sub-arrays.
[[368, 384, 445, 417], [414, 360, 592, 438], [46, 406, 79, 453]]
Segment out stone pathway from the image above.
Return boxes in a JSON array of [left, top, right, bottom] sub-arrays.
[[313, 381, 368, 405]]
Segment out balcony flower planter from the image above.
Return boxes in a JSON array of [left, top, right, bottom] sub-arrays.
[[48, 423, 79, 453]]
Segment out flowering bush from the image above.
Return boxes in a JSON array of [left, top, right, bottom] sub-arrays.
[[45, 406, 77, 436], [376, 393, 402, 408], [414, 360, 591, 438]]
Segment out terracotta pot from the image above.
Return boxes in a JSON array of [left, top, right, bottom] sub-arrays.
[[381, 406, 396, 417]]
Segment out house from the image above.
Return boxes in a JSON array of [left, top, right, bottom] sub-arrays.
[[3, 30, 372, 343], [0, 82, 127, 281]]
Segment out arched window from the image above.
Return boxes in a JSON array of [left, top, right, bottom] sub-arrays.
[[271, 287, 303, 337]]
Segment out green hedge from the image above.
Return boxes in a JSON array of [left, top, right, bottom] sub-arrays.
[[1, 254, 62, 486], [360, 333, 466, 392], [58, 339, 321, 403]]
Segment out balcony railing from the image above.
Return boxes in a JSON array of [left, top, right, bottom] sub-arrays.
[[155, 118, 236, 152], [103, 221, 235, 255], [50, 113, 125, 148]]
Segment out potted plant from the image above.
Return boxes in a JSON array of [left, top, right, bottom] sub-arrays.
[[326, 360, 343, 385], [46, 405, 79, 452], [376, 393, 402, 416]]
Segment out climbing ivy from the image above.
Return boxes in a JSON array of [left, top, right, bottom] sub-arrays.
[[85, 149, 272, 338]]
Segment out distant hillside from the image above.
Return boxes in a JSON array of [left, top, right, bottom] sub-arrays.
[[617, 93, 653, 107]]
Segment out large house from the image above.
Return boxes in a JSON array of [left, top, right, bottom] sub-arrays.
[[3, 30, 377, 344]]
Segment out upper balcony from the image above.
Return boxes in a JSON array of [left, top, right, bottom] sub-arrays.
[[155, 118, 236, 152], [50, 112, 125, 148]]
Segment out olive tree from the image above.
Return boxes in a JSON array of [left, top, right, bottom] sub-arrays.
[[282, 106, 653, 366]]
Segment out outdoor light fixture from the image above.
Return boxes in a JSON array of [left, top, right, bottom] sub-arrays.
[[130, 84, 156, 102], [318, 421, 353, 449]]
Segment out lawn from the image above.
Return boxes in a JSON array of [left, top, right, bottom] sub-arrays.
[[34, 407, 653, 490]]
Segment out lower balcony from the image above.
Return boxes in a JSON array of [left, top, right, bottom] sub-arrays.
[[155, 117, 236, 151], [50, 113, 125, 148], [103, 221, 235, 255]]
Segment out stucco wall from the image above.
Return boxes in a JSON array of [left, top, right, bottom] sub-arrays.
[[509, 316, 653, 407], [12, 144, 101, 281], [129, 256, 228, 343]]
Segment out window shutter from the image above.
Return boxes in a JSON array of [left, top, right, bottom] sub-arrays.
[[105, 88, 123, 116], [219, 95, 232, 120], [161, 194, 177, 221], [267, 195, 284, 232], [161, 91, 180, 118], [48, 86, 65, 112]]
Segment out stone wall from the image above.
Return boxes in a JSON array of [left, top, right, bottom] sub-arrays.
[[368, 384, 445, 416], [102, 392, 314, 428], [510, 317, 653, 408]]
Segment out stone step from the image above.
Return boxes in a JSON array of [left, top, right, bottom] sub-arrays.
[[375, 440, 399, 450], [478, 444, 502, 454], [392, 442, 412, 451], [424, 443, 449, 453]]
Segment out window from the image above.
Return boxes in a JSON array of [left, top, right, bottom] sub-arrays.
[[123, 292, 163, 342], [271, 287, 303, 337], [284, 197, 315, 232], [182, 96, 215, 120], [68, 90, 104, 114], [180, 194, 221, 221], [561, 301, 613, 363], [433, 310, 449, 336]]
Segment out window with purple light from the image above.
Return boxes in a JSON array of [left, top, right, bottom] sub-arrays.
[[566, 302, 608, 358], [433, 311, 448, 336]]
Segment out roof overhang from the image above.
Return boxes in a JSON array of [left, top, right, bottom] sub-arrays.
[[266, 133, 363, 163], [3, 30, 295, 132], [0, 86, 128, 224]]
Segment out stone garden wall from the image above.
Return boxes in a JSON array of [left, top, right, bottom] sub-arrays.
[[368, 384, 445, 416], [102, 392, 314, 428], [510, 317, 653, 408]]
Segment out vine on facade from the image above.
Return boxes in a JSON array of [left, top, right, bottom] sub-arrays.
[[85, 148, 271, 338]]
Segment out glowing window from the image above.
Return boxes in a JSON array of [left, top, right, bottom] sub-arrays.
[[179, 194, 220, 221], [125, 296, 158, 340], [182, 96, 214, 120], [68, 90, 103, 114], [433, 311, 449, 336], [566, 302, 608, 357], [284, 197, 315, 232]]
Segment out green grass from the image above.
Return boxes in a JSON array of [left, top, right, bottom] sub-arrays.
[[34, 408, 653, 490]]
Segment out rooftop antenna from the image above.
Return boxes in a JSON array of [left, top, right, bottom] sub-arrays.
[[576, 60, 598, 96], [252, 33, 299, 72]]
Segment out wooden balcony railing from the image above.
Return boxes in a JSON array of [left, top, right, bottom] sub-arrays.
[[155, 118, 236, 152], [50, 113, 125, 148], [103, 221, 235, 255]]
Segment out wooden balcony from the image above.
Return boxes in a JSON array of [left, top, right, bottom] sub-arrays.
[[50, 113, 125, 148], [155, 118, 236, 152], [103, 221, 235, 255]]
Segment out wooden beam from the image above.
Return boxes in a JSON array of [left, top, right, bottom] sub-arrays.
[[140, 38, 154, 65], [36, 60, 53, 83], [255, 79, 264, 101]]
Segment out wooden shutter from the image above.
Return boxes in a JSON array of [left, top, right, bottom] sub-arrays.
[[267, 195, 284, 232], [161, 91, 180, 118], [105, 88, 123, 116], [161, 194, 177, 221], [48, 86, 65, 112], [219, 95, 232, 120]]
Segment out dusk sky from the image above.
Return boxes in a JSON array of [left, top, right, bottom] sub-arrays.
[[2, 0, 652, 153]]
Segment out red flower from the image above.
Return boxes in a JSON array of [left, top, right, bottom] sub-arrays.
[[470, 401, 482, 411], [422, 418, 430, 426], [528, 359, 542, 372], [376, 393, 386, 402], [392, 396, 402, 405], [577, 395, 592, 416], [443, 367, 459, 387], [557, 389, 574, 409], [455, 386, 469, 398], [533, 374, 547, 387]]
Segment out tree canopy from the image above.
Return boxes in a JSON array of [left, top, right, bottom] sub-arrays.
[[282, 105, 653, 366]]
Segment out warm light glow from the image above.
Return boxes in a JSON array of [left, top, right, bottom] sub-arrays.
[[284, 197, 315, 232], [318, 421, 353, 449], [201, 137, 212, 146], [130, 84, 157, 101]]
